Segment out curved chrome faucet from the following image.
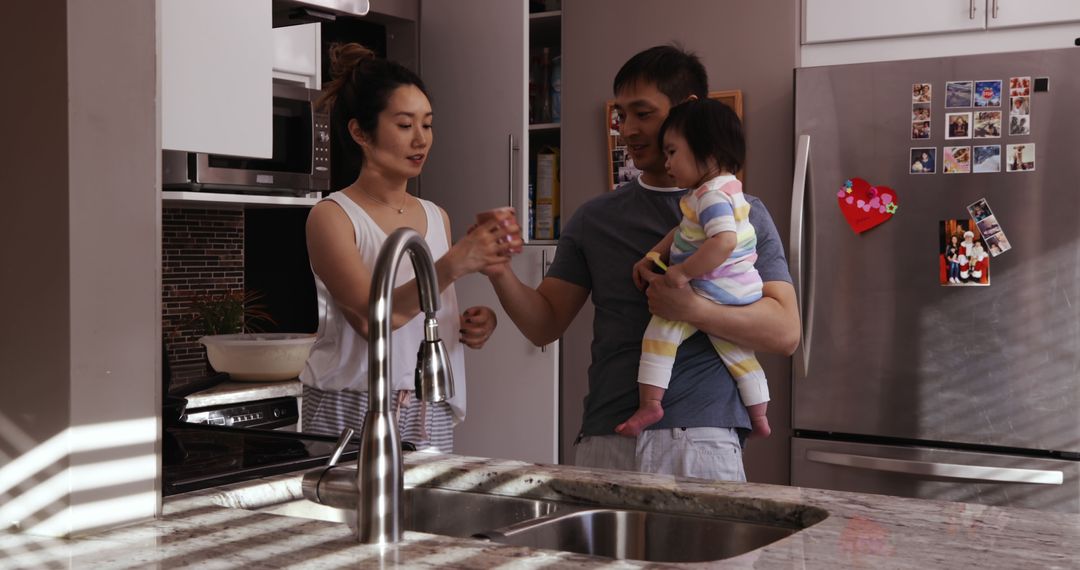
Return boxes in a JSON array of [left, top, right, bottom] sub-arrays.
[[305, 227, 455, 544]]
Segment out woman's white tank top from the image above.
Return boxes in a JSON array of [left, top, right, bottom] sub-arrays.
[[300, 192, 467, 422]]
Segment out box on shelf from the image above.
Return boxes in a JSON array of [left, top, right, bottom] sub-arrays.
[[534, 147, 559, 240]]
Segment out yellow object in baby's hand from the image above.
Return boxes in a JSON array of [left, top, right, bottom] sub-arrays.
[[645, 251, 668, 273]]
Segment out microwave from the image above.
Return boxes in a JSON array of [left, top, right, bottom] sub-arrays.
[[163, 82, 331, 196]]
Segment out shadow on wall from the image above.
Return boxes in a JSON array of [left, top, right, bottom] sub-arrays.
[[0, 415, 157, 542]]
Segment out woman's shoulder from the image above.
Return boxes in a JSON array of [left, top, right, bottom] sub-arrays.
[[309, 196, 350, 225], [414, 197, 450, 226]]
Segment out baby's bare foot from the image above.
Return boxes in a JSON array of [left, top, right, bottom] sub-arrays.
[[615, 400, 664, 437]]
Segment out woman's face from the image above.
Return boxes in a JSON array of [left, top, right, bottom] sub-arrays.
[[921, 152, 929, 161], [351, 85, 433, 180]]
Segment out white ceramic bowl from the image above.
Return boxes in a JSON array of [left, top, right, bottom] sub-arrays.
[[199, 333, 316, 381]]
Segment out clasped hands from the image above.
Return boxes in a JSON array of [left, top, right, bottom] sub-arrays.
[[462, 210, 523, 278]]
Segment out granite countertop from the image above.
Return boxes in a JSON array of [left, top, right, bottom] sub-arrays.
[[184, 379, 302, 408], [2, 453, 1077, 568]]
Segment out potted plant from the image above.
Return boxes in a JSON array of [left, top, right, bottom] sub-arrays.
[[187, 290, 275, 336]]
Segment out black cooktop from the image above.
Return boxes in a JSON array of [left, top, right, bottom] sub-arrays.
[[163, 424, 359, 496]]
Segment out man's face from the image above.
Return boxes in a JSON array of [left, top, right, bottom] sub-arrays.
[[613, 81, 674, 176]]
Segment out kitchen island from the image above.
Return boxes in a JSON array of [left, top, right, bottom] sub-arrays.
[[2, 452, 1077, 568]]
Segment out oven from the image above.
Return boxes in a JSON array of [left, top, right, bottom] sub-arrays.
[[182, 396, 300, 430]]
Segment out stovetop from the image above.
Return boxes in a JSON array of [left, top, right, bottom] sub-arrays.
[[163, 424, 358, 496]]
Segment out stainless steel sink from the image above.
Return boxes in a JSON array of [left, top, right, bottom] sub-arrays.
[[226, 482, 825, 562], [254, 486, 563, 538], [480, 508, 806, 563]]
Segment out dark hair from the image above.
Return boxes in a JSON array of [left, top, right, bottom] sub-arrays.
[[612, 44, 708, 104], [317, 43, 430, 170], [658, 98, 745, 175]]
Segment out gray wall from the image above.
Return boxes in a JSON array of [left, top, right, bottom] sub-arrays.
[[559, 0, 799, 484]]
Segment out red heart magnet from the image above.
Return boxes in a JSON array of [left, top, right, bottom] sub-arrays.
[[836, 178, 899, 234]]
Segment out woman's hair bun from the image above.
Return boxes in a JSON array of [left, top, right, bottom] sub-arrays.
[[327, 42, 376, 81], [317, 42, 376, 113]]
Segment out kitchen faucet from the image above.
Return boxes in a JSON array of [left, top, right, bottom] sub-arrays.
[[302, 227, 454, 544]]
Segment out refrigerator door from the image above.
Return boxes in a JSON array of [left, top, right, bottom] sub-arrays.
[[792, 437, 1079, 513], [792, 48, 1080, 452]]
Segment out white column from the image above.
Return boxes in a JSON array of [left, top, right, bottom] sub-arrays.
[[0, 0, 160, 538]]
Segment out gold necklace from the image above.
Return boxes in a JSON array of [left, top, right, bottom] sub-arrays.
[[360, 190, 409, 214]]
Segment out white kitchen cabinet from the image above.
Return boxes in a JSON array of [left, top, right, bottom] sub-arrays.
[[161, 0, 272, 157], [803, 0, 984, 44], [452, 247, 559, 464], [419, 0, 561, 464], [803, 0, 1080, 44], [273, 23, 321, 88], [418, 0, 527, 236], [986, 0, 1080, 29]]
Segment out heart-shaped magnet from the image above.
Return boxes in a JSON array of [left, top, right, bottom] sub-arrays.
[[836, 178, 899, 234]]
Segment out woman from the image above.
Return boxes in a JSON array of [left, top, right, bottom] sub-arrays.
[[301, 43, 521, 452]]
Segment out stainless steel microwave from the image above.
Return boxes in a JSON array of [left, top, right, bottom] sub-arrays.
[[163, 82, 330, 196]]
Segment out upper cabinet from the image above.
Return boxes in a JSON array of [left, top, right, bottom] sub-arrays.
[[418, 0, 528, 239], [418, 0, 561, 243], [803, 0, 1080, 44], [161, 0, 272, 157], [988, 0, 1080, 29], [272, 23, 321, 88]]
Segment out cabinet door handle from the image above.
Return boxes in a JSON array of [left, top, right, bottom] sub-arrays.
[[541, 249, 550, 352], [992, 0, 999, 19], [507, 133, 519, 209], [969, 0, 977, 19]]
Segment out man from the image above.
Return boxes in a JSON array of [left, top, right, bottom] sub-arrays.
[[484, 45, 799, 480]]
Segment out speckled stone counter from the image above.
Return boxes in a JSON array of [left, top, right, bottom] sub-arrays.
[[184, 379, 302, 409], [2, 453, 1078, 569]]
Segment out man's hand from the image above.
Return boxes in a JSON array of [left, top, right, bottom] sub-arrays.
[[663, 264, 691, 289], [643, 271, 700, 323]]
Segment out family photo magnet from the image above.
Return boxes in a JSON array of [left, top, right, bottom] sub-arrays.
[[968, 198, 1012, 256], [940, 219, 990, 286]]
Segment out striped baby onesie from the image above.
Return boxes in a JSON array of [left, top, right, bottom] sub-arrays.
[[639, 175, 769, 406]]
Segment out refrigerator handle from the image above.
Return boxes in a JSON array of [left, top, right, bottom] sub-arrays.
[[806, 450, 1064, 485], [789, 134, 813, 375]]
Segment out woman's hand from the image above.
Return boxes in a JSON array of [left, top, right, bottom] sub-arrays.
[[451, 217, 522, 276], [459, 305, 497, 349]]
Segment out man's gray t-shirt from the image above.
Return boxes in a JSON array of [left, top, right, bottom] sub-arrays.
[[547, 177, 792, 439]]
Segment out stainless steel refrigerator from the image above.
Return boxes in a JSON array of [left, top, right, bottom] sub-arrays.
[[789, 47, 1080, 513]]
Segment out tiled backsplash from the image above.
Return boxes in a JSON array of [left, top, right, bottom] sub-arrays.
[[162, 207, 244, 385]]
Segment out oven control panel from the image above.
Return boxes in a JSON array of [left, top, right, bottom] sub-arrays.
[[183, 396, 298, 429]]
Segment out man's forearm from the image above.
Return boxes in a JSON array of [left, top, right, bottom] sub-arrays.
[[691, 299, 798, 354], [649, 279, 800, 355], [692, 282, 800, 354], [488, 271, 568, 346]]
